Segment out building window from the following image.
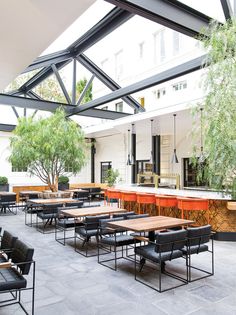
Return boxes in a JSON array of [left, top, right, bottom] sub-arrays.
[[138, 41, 145, 59], [12, 165, 27, 172], [173, 31, 180, 56], [114, 50, 123, 80], [115, 101, 123, 112], [102, 106, 108, 110], [101, 161, 112, 183], [172, 81, 187, 91], [154, 29, 166, 63], [64, 165, 73, 173], [153, 88, 166, 99]]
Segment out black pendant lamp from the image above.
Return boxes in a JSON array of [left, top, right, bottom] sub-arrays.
[[171, 114, 179, 163], [127, 129, 132, 165], [150, 119, 153, 164], [199, 108, 205, 163], [130, 124, 135, 165]]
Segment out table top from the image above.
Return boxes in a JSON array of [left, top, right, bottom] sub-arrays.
[[28, 198, 74, 204], [19, 191, 41, 195], [108, 216, 194, 232], [0, 192, 16, 196], [61, 206, 126, 218], [66, 189, 87, 193]]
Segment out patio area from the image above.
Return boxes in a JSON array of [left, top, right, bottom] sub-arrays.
[[1, 208, 236, 315]]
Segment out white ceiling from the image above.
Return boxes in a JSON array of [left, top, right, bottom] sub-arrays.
[[0, 0, 95, 91]]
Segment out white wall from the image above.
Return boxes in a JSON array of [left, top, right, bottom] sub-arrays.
[[0, 131, 92, 190]]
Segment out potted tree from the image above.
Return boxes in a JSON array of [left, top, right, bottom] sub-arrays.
[[105, 168, 120, 187], [58, 175, 70, 191], [0, 176, 9, 192], [193, 19, 236, 206], [9, 108, 88, 192]]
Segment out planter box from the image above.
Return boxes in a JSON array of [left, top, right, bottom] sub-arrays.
[[0, 184, 9, 192], [58, 183, 69, 191]]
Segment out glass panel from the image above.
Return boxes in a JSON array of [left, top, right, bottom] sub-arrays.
[[41, 1, 114, 55], [177, 0, 225, 22], [3, 68, 43, 92]]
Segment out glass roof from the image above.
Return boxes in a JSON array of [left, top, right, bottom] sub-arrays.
[[41, 0, 114, 56], [177, 0, 231, 23]]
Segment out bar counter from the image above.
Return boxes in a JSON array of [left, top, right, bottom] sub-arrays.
[[115, 184, 236, 241]]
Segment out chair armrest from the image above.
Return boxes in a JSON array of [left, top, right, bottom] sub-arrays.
[[133, 236, 149, 242], [0, 261, 12, 269]]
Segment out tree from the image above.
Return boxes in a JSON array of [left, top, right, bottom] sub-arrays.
[[195, 19, 236, 198], [76, 78, 93, 104], [9, 108, 88, 191]]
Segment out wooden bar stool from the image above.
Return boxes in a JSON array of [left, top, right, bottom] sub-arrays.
[[177, 197, 209, 225], [155, 195, 178, 217], [107, 189, 121, 207], [120, 191, 137, 212], [136, 193, 156, 215]]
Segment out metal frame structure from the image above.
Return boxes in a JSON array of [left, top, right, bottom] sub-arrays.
[[0, 0, 231, 128]]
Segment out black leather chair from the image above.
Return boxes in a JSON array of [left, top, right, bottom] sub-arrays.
[[24, 195, 41, 227], [182, 225, 214, 282], [134, 229, 188, 292], [36, 203, 63, 233], [0, 239, 35, 315], [98, 217, 139, 270], [0, 231, 18, 261], [75, 214, 110, 257], [55, 205, 84, 245], [113, 211, 136, 219], [0, 194, 17, 215]]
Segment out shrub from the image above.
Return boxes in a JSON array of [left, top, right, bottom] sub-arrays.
[[58, 176, 69, 184], [0, 176, 8, 185]]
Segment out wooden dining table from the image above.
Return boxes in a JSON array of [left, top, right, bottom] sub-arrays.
[[61, 205, 126, 218], [28, 198, 75, 205], [107, 216, 194, 233]]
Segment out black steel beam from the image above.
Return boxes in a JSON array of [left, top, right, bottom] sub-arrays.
[[220, 0, 233, 20], [77, 54, 144, 112], [105, 0, 212, 37], [0, 123, 16, 132], [77, 74, 95, 105], [68, 55, 206, 116], [0, 94, 130, 119], [78, 108, 130, 119], [18, 60, 71, 94], [51, 64, 72, 104], [23, 7, 133, 73]]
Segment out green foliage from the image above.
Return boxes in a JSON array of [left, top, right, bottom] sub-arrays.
[[0, 176, 8, 185], [9, 108, 88, 191], [195, 19, 236, 198], [105, 168, 120, 187], [76, 78, 93, 104], [58, 175, 69, 184]]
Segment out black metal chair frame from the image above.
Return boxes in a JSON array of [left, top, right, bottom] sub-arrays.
[[134, 235, 188, 293], [98, 226, 137, 271], [36, 203, 63, 234], [24, 202, 43, 227], [74, 215, 110, 257], [55, 206, 83, 246], [184, 231, 214, 282], [0, 195, 18, 215], [0, 260, 35, 315]]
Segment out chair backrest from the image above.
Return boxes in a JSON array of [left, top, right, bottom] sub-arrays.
[[43, 203, 64, 214], [29, 193, 39, 199], [99, 217, 126, 232], [127, 214, 149, 219], [65, 201, 83, 208], [90, 187, 101, 193], [77, 191, 90, 199], [0, 230, 18, 251], [11, 240, 34, 275], [186, 225, 211, 246], [0, 194, 16, 203], [85, 214, 110, 230], [113, 211, 135, 219], [155, 229, 187, 253]]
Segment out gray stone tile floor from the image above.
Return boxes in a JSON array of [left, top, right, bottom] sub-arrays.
[[1, 207, 236, 315]]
